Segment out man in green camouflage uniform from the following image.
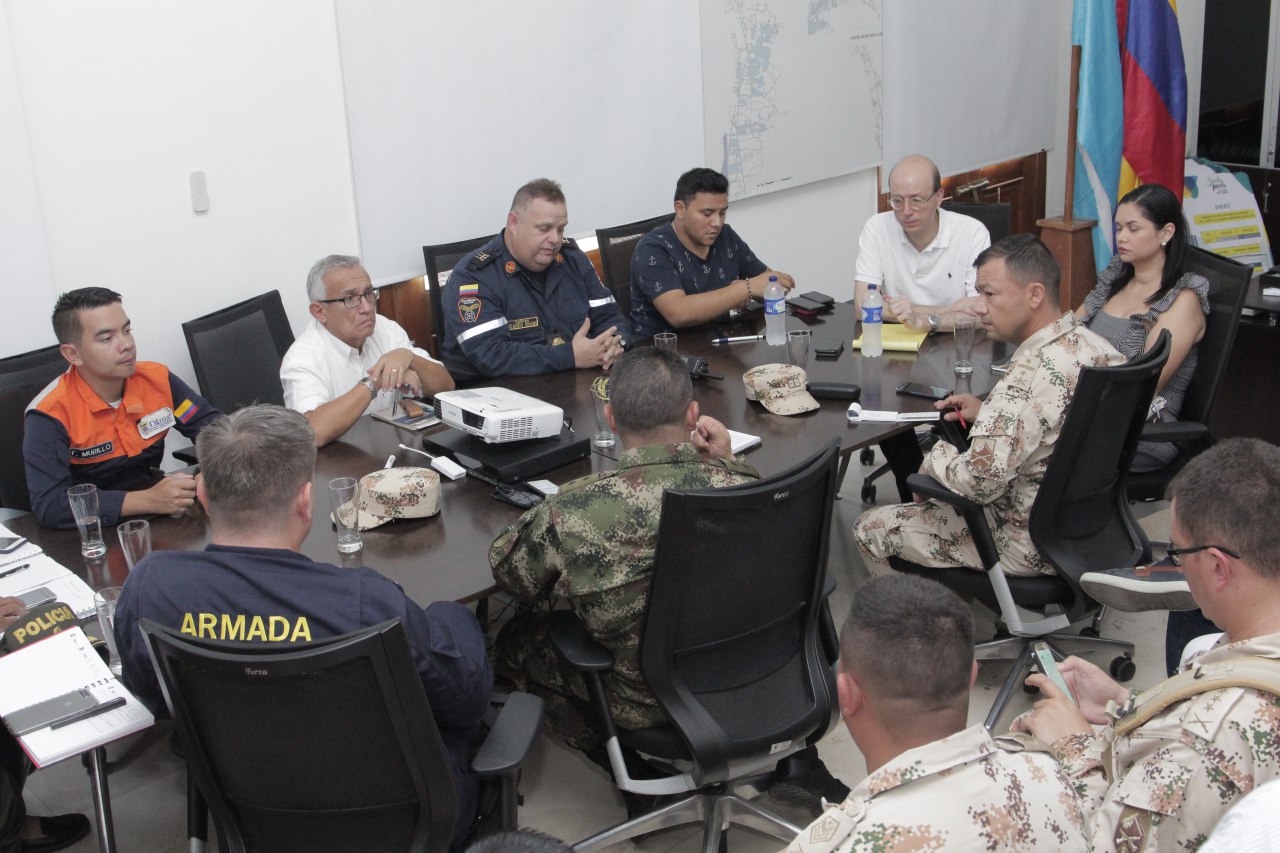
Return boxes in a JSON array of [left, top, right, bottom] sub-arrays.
[[1014, 438, 1280, 852], [788, 574, 1089, 852], [854, 234, 1123, 577], [489, 346, 758, 751]]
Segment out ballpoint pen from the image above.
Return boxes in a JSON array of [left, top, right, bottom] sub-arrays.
[[0, 563, 29, 580], [711, 334, 765, 345]]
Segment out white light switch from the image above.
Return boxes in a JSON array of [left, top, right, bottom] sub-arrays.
[[189, 171, 209, 214]]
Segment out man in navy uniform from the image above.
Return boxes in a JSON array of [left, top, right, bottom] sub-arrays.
[[112, 405, 492, 846], [441, 178, 628, 380]]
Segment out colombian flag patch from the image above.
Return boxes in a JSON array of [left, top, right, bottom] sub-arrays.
[[458, 283, 479, 295], [174, 399, 199, 423]]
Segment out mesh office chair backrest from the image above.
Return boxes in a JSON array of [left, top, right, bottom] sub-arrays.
[[640, 440, 840, 786], [1028, 331, 1170, 605], [595, 214, 673, 324], [182, 291, 294, 413], [141, 618, 457, 853], [0, 344, 67, 510], [422, 236, 494, 356], [1179, 246, 1252, 426]]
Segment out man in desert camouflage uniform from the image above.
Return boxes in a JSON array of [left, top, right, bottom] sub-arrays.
[[1014, 438, 1280, 852], [489, 346, 758, 748], [854, 234, 1123, 577], [788, 574, 1089, 852]]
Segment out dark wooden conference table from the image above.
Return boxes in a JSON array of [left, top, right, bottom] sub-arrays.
[[10, 302, 1000, 609]]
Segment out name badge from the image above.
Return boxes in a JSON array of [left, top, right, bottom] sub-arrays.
[[138, 407, 176, 440]]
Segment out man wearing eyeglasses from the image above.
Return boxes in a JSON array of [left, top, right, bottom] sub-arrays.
[[281, 255, 454, 446], [854, 155, 991, 503], [1012, 438, 1280, 853]]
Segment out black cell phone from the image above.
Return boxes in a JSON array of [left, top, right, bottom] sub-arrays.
[[814, 342, 844, 359], [0, 537, 27, 554], [798, 290, 835, 306], [896, 382, 952, 401]]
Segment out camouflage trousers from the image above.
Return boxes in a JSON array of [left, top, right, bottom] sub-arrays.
[[853, 500, 984, 576], [492, 612, 665, 753]]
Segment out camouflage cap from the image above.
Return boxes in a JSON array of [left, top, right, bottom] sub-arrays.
[[331, 467, 442, 531], [743, 363, 820, 416]]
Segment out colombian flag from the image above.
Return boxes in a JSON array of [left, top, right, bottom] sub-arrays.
[[1117, 0, 1188, 199], [174, 399, 199, 424]]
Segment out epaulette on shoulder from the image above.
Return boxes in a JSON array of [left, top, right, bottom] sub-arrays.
[[560, 236, 581, 253], [468, 249, 498, 271]]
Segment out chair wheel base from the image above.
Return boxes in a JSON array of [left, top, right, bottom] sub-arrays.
[[859, 449, 875, 466], [1110, 655, 1137, 682], [860, 484, 875, 503]]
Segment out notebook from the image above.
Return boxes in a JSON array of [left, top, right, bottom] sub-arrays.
[[851, 324, 929, 353], [0, 627, 153, 767]]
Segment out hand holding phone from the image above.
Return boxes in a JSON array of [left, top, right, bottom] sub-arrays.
[[1033, 642, 1075, 704]]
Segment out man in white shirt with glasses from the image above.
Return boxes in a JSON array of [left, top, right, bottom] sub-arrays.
[[281, 254, 454, 446]]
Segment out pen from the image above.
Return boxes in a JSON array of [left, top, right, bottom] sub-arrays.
[[952, 405, 967, 430], [711, 334, 765, 345], [0, 563, 29, 580], [50, 696, 127, 730]]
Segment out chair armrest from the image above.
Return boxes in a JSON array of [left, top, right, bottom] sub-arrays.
[[905, 474, 982, 510], [171, 448, 198, 465], [1140, 421, 1209, 444], [547, 611, 614, 672], [472, 691, 543, 778]]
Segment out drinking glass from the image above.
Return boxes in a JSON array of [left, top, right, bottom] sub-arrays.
[[329, 477, 363, 553], [94, 586, 123, 677], [787, 330, 811, 367], [117, 519, 152, 570], [67, 484, 107, 558], [590, 375, 616, 449], [653, 332, 677, 351], [953, 314, 977, 375]]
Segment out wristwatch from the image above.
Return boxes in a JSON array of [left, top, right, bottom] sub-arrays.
[[359, 376, 378, 399], [927, 313, 940, 335]]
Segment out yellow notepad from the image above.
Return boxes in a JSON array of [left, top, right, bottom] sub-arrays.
[[851, 324, 929, 352]]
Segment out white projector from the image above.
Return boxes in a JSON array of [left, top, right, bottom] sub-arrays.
[[434, 388, 564, 444]]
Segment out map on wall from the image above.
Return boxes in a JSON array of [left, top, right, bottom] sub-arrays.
[[701, 0, 882, 200]]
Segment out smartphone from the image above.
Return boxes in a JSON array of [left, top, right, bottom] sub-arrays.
[[0, 537, 27, 554], [896, 382, 952, 401], [1032, 642, 1075, 704], [814, 342, 844, 359], [6, 689, 101, 735], [17, 587, 55, 609]]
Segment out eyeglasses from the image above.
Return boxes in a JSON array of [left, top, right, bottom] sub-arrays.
[[889, 191, 938, 211], [1166, 544, 1242, 566], [316, 288, 380, 309]]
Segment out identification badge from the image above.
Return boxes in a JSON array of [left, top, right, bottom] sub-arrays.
[[137, 407, 176, 439], [509, 316, 540, 331]]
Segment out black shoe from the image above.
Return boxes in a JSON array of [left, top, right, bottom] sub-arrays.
[[765, 747, 850, 817], [21, 813, 91, 853]]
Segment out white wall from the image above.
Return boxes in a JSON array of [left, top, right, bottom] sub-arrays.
[[1, 0, 357, 382]]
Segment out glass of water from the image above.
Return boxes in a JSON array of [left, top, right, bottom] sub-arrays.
[[590, 375, 616, 449], [329, 477, 363, 554], [953, 314, 977, 375], [93, 586, 124, 677], [67, 484, 107, 558]]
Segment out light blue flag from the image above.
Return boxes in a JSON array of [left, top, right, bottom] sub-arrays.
[[1072, 0, 1123, 271]]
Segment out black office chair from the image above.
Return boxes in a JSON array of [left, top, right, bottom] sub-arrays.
[[422, 236, 494, 359], [1126, 246, 1252, 502], [891, 332, 1171, 731], [182, 291, 294, 412], [139, 618, 542, 853], [594, 213, 673, 322], [0, 344, 67, 510], [941, 201, 1013, 242], [551, 440, 841, 851]]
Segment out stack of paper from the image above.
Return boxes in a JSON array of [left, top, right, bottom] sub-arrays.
[[851, 324, 929, 353], [0, 524, 98, 620], [847, 403, 939, 423], [0, 627, 153, 767]]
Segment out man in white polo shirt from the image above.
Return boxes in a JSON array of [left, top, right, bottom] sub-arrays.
[[280, 254, 454, 446], [854, 154, 990, 328], [854, 155, 991, 502]]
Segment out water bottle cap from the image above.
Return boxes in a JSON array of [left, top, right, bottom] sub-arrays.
[[769, 275, 777, 281], [867, 283, 877, 290]]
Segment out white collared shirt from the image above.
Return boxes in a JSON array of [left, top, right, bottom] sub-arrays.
[[280, 316, 441, 416], [854, 208, 990, 306]]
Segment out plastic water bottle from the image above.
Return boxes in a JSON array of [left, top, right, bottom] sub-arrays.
[[861, 283, 883, 357], [764, 275, 786, 345]]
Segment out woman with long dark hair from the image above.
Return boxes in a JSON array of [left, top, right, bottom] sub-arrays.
[[1075, 183, 1209, 471]]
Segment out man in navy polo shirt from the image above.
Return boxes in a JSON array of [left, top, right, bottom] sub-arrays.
[[630, 167, 796, 338]]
